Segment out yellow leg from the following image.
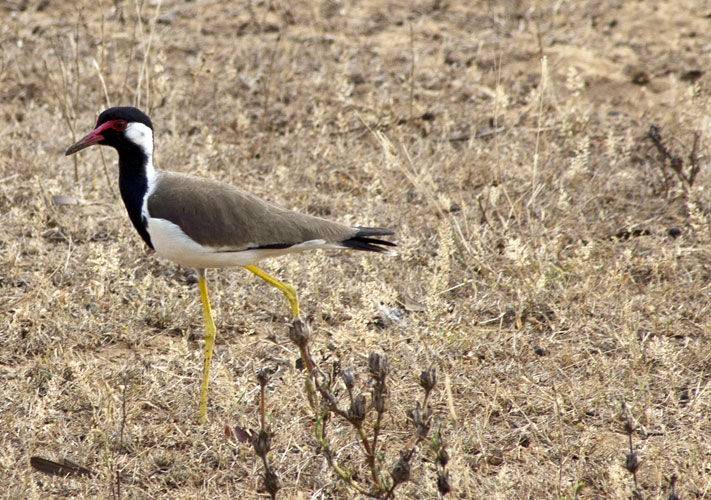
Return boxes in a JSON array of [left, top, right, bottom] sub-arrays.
[[245, 265, 301, 318], [197, 270, 217, 424]]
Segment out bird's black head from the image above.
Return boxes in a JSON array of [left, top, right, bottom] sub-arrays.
[[65, 107, 154, 156]]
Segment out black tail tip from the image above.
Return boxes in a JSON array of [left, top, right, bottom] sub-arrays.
[[342, 227, 397, 255]]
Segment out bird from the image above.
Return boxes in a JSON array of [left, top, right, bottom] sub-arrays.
[[65, 107, 396, 423]]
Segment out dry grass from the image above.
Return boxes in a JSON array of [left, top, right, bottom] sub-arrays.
[[3, 0, 711, 498]]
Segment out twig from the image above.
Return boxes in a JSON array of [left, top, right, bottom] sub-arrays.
[[287, 319, 450, 498], [408, 23, 415, 122], [687, 131, 701, 186], [646, 125, 702, 190], [136, 0, 162, 111], [119, 0, 141, 103], [621, 403, 642, 499], [261, 32, 282, 131], [44, 38, 78, 182], [253, 369, 281, 500]]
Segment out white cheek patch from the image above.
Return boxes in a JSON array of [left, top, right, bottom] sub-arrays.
[[125, 122, 154, 160]]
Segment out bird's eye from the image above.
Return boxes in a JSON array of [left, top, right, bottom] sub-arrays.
[[113, 120, 127, 131]]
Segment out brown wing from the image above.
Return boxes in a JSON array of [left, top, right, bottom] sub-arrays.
[[147, 171, 357, 249]]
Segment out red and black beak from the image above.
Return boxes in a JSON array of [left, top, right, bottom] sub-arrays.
[[65, 121, 114, 156]]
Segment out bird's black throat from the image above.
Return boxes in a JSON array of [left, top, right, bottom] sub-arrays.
[[117, 144, 154, 249]]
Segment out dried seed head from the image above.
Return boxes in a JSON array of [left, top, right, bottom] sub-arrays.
[[348, 394, 367, 424], [620, 402, 637, 435], [623, 416, 636, 436], [261, 469, 281, 499], [668, 474, 679, 500], [341, 369, 356, 391], [368, 353, 389, 381], [257, 368, 270, 387], [288, 318, 311, 347], [625, 451, 640, 475], [437, 470, 451, 495], [408, 402, 432, 438], [390, 451, 411, 486], [437, 445, 450, 467], [419, 366, 437, 393], [253, 429, 272, 458]]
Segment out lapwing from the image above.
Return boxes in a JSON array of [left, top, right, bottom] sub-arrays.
[[65, 107, 396, 423]]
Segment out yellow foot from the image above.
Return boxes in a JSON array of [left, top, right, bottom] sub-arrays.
[[245, 265, 301, 318]]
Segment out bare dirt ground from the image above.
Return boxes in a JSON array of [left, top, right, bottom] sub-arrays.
[[3, 0, 711, 498]]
